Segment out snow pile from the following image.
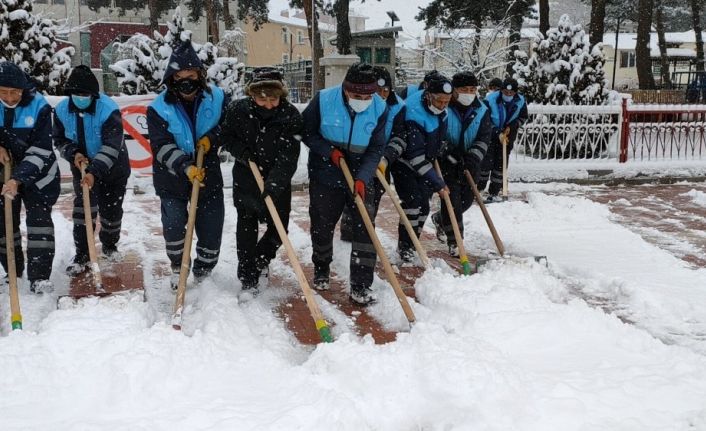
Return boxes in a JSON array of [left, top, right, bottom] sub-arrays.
[[1, 184, 706, 428], [682, 189, 706, 207]]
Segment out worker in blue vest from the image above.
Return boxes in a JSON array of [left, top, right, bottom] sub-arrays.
[[302, 63, 388, 305], [430, 71, 492, 256], [340, 65, 406, 242], [386, 74, 452, 263], [54, 65, 131, 275], [0, 61, 60, 293], [478, 77, 528, 203], [486, 77, 502, 96], [147, 42, 229, 289], [399, 70, 442, 100]]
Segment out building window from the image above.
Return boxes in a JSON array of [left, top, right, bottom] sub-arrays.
[[356, 47, 372, 64], [375, 47, 391, 64], [297, 54, 303, 61], [53, 0, 65, 4], [282, 27, 289, 44], [297, 30, 304, 45], [35, 0, 48, 4], [282, 53, 290, 63], [620, 51, 636, 68]]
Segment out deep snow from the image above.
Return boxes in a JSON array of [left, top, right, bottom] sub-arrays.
[[1, 176, 706, 430]]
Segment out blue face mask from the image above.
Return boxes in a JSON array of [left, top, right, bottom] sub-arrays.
[[502, 94, 514, 103], [71, 94, 93, 110]]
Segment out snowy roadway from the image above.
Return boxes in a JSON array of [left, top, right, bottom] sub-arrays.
[[1, 176, 705, 430]]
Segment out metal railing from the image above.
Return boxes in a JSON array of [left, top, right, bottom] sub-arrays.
[[515, 100, 706, 162], [515, 105, 622, 162]]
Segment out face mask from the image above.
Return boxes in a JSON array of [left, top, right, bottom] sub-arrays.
[[502, 94, 514, 103], [456, 93, 476, 106], [0, 99, 19, 109], [71, 94, 93, 110], [428, 104, 445, 115], [348, 98, 373, 113], [175, 78, 200, 96]]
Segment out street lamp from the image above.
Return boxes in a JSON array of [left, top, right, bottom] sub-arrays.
[[386, 11, 399, 28]]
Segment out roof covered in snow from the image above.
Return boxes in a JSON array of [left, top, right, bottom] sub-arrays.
[[267, 10, 335, 33], [602, 31, 706, 51]]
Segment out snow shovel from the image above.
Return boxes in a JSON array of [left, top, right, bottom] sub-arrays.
[[80, 162, 103, 292], [172, 144, 205, 331], [248, 161, 333, 343], [433, 161, 473, 276], [339, 158, 415, 325], [500, 130, 510, 201], [465, 170, 547, 268], [3, 162, 21, 330], [464, 169, 505, 256], [375, 169, 430, 269]]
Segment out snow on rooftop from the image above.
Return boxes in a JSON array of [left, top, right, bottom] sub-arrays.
[[603, 31, 706, 51], [267, 9, 335, 33]]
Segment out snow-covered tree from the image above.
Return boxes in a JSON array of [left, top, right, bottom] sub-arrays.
[[0, 0, 74, 94], [110, 7, 244, 95], [513, 14, 609, 105]]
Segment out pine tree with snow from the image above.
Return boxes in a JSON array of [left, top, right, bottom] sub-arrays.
[[111, 7, 243, 95], [513, 14, 609, 105], [0, 0, 74, 94], [110, 34, 162, 95]]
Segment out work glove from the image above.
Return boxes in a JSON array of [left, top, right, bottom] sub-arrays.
[[197, 136, 211, 153], [330, 148, 345, 168], [354, 179, 366, 201], [185, 165, 205, 185]]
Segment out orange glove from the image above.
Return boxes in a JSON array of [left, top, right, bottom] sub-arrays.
[[197, 136, 211, 153], [330, 148, 344, 167], [354, 179, 366, 201], [185, 165, 205, 185]]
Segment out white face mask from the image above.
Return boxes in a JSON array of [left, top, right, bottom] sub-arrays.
[[1, 99, 19, 109], [428, 104, 445, 115], [456, 93, 476, 106], [349, 98, 373, 113]]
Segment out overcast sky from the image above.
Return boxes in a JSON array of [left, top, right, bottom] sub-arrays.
[[267, 0, 434, 41]]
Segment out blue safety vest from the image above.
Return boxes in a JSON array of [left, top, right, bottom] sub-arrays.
[[384, 94, 405, 142], [486, 91, 525, 129], [318, 86, 387, 154], [0, 92, 47, 130], [406, 83, 422, 100], [446, 103, 488, 151], [405, 90, 444, 134], [55, 94, 119, 158], [149, 84, 225, 154]]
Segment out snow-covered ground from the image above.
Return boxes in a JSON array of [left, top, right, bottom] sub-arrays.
[[1, 174, 706, 429]]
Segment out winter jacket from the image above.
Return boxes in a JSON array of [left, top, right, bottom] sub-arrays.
[[392, 90, 447, 192], [381, 93, 407, 164], [0, 90, 59, 196], [222, 97, 303, 211], [147, 85, 229, 199], [53, 93, 131, 182], [484, 91, 528, 144], [302, 87, 388, 189], [444, 99, 492, 174]]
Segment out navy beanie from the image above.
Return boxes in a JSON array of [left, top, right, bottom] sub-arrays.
[[0, 61, 29, 89], [502, 77, 519, 92], [426, 74, 453, 95], [162, 42, 204, 85], [64, 65, 100, 96], [343, 63, 377, 94]]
